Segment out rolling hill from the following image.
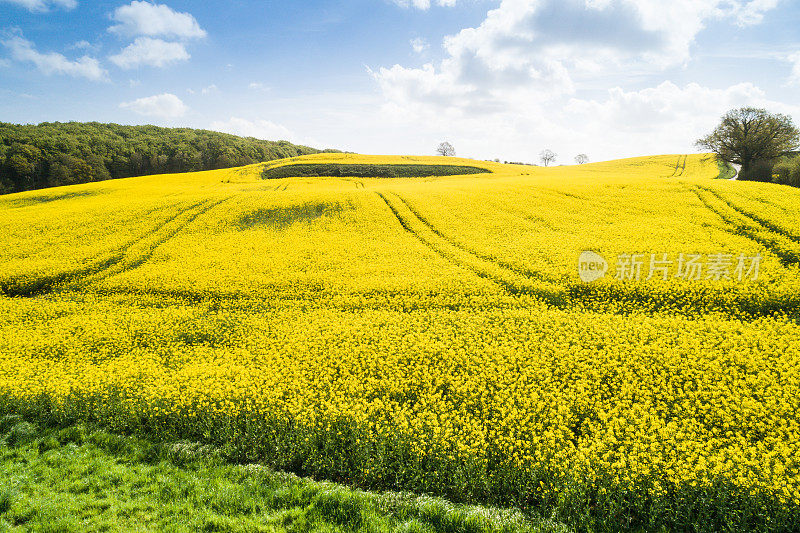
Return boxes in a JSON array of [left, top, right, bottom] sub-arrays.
[[0, 121, 336, 194], [1, 153, 799, 531]]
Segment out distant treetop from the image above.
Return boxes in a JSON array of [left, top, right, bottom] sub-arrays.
[[436, 142, 455, 157], [539, 149, 557, 167]]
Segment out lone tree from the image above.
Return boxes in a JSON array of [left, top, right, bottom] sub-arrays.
[[696, 107, 800, 181], [436, 142, 455, 157], [539, 149, 557, 167], [574, 154, 589, 165]]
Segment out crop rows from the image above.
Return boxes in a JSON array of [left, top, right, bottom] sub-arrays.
[[1, 154, 799, 530]]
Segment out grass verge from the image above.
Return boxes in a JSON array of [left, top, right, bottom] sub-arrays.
[[0, 413, 565, 533], [714, 158, 738, 179]]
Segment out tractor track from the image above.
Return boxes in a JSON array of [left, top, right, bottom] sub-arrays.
[[1, 196, 236, 297], [375, 191, 562, 301], [391, 193, 558, 283], [696, 185, 800, 245], [337, 178, 365, 189], [76, 195, 237, 287], [690, 186, 800, 267], [669, 155, 688, 177]]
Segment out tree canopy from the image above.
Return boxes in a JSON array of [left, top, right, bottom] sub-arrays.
[[696, 107, 800, 181], [539, 149, 557, 167], [436, 142, 455, 157], [0, 121, 336, 194]]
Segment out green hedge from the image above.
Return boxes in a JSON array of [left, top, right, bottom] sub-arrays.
[[772, 156, 800, 187], [262, 163, 489, 179]]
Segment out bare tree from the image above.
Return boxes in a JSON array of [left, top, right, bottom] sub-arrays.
[[574, 154, 589, 165], [436, 142, 455, 157], [539, 149, 557, 167], [696, 107, 800, 181]]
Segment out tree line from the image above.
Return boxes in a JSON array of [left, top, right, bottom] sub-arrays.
[[0, 122, 336, 194]]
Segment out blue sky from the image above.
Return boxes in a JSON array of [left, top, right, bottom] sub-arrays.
[[1, 0, 799, 163]]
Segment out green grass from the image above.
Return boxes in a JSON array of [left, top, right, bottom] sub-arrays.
[[714, 158, 738, 179], [0, 415, 565, 533], [261, 164, 489, 179]]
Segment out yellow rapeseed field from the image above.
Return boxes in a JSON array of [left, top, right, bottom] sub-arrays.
[[1, 153, 799, 529]]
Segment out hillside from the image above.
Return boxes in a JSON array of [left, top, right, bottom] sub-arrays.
[[0, 121, 336, 194], [1, 153, 799, 531]]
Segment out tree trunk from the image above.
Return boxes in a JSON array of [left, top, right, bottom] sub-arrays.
[[740, 160, 752, 180]]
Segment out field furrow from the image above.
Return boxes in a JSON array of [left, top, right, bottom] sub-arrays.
[[80, 195, 238, 287], [691, 186, 800, 266], [2, 154, 800, 531], [698, 185, 800, 244]]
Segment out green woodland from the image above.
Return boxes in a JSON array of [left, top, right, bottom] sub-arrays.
[[0, 122, 333, 194]]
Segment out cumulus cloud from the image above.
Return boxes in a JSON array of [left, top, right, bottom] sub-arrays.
[[787, 52, 800, 86], [210, 117, 295, 142], [410, 37, 429, 53], [109, 1, 206, 39], [120, 92, 188, 118], [0, 0, 76, 12], [374, 0, 783, 122], [566, 82, 771, 137], [69, 40, 93, 50], [109, 37, 189, 68], [557, 81, 800, 159], [725, 0, 780, 26], [522, 81, 793, 161], [1, 29, 107, 81]]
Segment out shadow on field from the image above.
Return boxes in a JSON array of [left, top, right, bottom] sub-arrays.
[[3, 190, 101, 208], [235, 201, 348, 230]]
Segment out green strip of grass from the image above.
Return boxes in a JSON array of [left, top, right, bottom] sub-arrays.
[[0, 414, 564, 533], [262, 164, 490, 179], [714, 158, 737, 179]]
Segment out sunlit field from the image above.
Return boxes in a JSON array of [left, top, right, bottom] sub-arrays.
[[2, 153, 799, 530]]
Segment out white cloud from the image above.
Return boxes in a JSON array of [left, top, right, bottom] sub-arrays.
[[187, 84, 219, 95], [566, 82, 767, 137], [69, 40, 93, 50], [248, 82, 268, 91], [369, 73, 800, 162], [120, 92, 188, 118], [410, 37, 429, 53], [210, 117, 295, 142], [374, 0, 783, 122], [1, 30, 107, 81], [109, 37, 189, 69], [726, 0, 780, 26], [555, 81, 800, 159], [787, 52, 800, 86], [391, 0, 458, 8], [0, 0, 76, 12], [109, 1, 206, 39]]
